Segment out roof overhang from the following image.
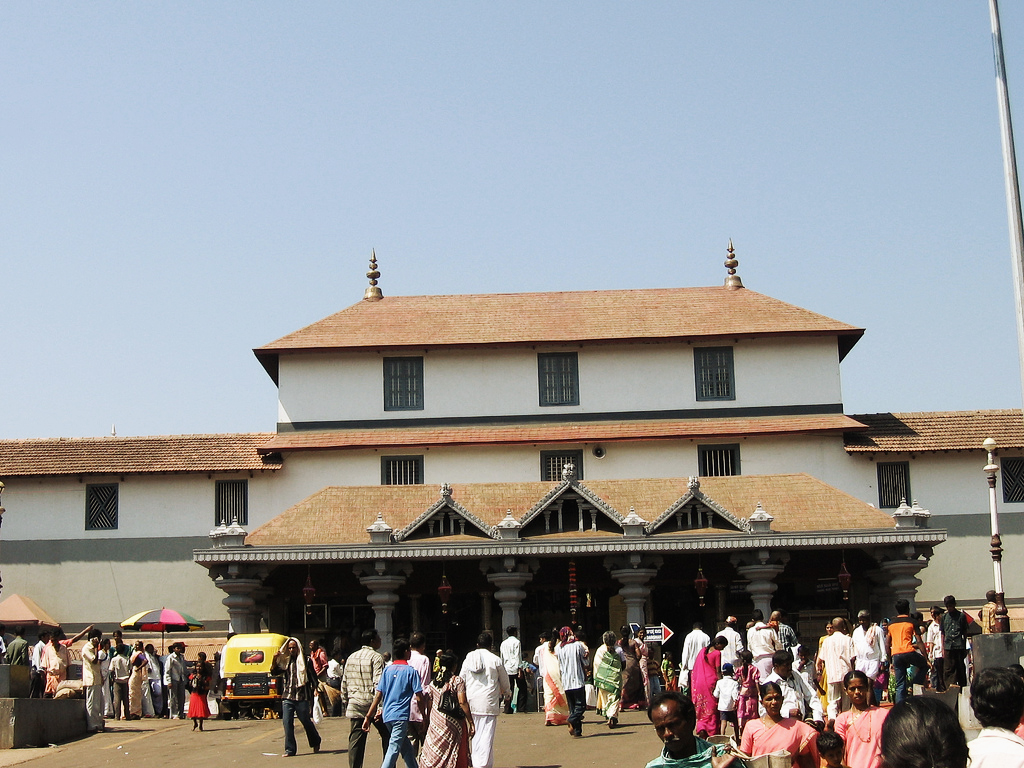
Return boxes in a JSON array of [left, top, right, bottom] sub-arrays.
[[194, 527, 945, 566], [261, 413, 868, 453]]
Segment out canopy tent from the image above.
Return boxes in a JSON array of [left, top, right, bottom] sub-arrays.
[[0, 594, 60, 630]]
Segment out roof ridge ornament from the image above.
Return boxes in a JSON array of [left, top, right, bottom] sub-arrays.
[[561, 462, 577, 483], [364, 249, 383, 301], [724, 239, 743, 290]]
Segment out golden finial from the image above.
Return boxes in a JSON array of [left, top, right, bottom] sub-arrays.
[[724, 239, 743, 290], [364, 249, 383, 301]]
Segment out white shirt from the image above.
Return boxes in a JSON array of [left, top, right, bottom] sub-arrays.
[[499, 635, 522, 677], [713, 676, 740, 711], [747, 623, 782, 659], [715, 626, 744, 668], [460, 648, 510, 716], [969, 727, 1024, 768], [926, 622, 944, 661], [680, 629, 710, 672], [555, 641, 588, 691], [31, 641, 46, 671], [761, 669, 824, 722], [533, 643, 547, 677], [853, 624, 885, 663]]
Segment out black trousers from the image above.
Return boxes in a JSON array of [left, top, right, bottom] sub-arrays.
[[504, 672, 530, 713]]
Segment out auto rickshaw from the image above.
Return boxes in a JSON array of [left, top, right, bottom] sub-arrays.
[[221, 632, 290, 719]]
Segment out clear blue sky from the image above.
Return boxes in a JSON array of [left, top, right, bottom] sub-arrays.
[[3, 3, 1024, 439]]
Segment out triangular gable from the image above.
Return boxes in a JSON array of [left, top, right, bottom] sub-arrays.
[[645, 477, 750, 535], [394, 484, 496, 541], [519, 477, 625, 536]]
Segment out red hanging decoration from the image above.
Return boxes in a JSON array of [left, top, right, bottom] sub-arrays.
[[302, 568, 316, 615], [694, 567, 709, 607], [568, 560, 578, 617], [838, 561, 852, 601], [438, 573, 453, 614]]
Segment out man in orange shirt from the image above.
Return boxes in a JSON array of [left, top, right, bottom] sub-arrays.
[[885, 598, 929, 704]]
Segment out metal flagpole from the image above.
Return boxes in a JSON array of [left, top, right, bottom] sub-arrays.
[[987, 0, 1022, 633]]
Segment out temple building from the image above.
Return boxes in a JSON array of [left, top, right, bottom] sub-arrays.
[[3, 248, 1021, 650]]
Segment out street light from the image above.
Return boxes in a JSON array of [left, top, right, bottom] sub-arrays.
[[984, 437, 1011, 633]]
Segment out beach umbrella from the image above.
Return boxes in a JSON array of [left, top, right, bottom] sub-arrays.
[[120, 608, 204, 652]]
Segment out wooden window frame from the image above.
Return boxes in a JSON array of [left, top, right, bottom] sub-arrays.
[[538, 352, 580, 407], [215, 479, 249, 526], [540, 449, 584, 482], [86, 483, 119, 530], [694, 347, 736, 402], [383, 357, 424, 411], [1002, 457, 1024, 504], [381, 455, 425, 485], [877, 461, 911, 509], [698, 444, 740, 477]]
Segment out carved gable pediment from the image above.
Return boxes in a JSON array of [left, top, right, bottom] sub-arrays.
[[395, 485, 496, 542], [645, 477, 749, 535], [519, 478, 624, 538]]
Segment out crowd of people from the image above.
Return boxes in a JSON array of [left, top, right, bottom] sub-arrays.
[[7, 596, 1022, 768], [641, 594, 1024, 768], [10, 625, 217, 733]]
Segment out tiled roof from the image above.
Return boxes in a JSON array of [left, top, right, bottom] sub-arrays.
[[255, 287, 863, 381], [263, 414, 866, 453], [244, 473, 894, 547], [0, 434, 283, 477], [844, 410, 1024, 453]]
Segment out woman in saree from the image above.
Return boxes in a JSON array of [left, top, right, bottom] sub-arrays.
[[128, 641, 148, 719], [540, 628, 568, 725], [740, 681, 819, 768], [421, 650, 474, 768], [691, 635, 727, 737], [592, 630, 624, 728], [618, 625, 644, 710]]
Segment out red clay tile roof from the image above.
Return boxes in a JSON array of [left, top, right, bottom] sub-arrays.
[[0, 434, 283, 477], [263, 414, 867, 453], [245, 473, 894, 547], [844, 410, 1024, 453], [255, 287, 864, 382]]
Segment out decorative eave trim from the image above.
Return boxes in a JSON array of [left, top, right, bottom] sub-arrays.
[[194, 528, 947, 565]]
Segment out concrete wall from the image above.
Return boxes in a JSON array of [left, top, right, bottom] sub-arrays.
[[1, 537, 227, 626], [275, 337, 844, 425], [0, 698, 87, 748]]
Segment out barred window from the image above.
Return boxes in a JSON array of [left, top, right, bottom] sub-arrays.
[[698, 444, 740, 477], [541, 450, 584, 482], [694, 347, 735, 401], [216, 479, 248, 526], [382, 456, 424, 485], [86, 484, 118, 530], [877, 462, 911, 509], [384, 357, 424, 411], [538, 353, 579, 407], [1002, 457, 1024, 503]]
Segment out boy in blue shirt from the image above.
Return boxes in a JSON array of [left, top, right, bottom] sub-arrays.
[[362, 638, 428, 768]]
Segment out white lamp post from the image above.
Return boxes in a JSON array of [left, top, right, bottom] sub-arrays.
[[983, 438, 1010, 633]]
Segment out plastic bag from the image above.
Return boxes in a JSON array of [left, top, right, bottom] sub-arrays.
[[312, 696, 324, 724]]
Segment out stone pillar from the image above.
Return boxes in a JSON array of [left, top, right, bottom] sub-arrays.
[[354, 561, 412, 655], [482, 558, 537, 637], [213, 570, 264, 635], [730, 550, 790, 619], [874, 545, 933, 614], [605, 554, 663, 631]]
